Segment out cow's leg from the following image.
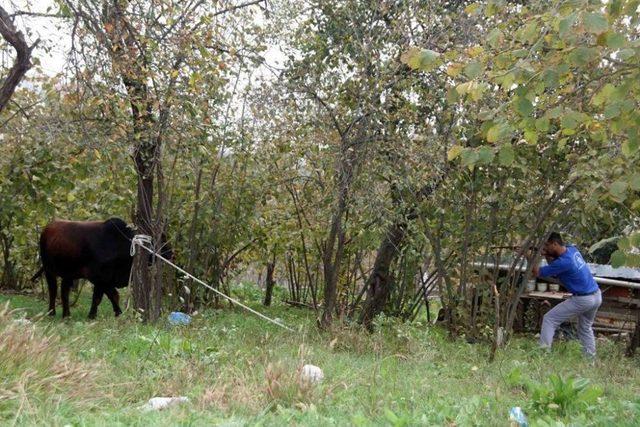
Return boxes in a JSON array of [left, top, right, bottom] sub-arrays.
[[88, 286, 104, 320], [104, 288, 122, 317], [61, 278, 73, 318], [45, 271, 57, 316]]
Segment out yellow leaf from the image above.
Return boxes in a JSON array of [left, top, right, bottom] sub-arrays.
[[465, 3, 481, 15], [447, 145, 464, 161], [446, 63, 464, 77]]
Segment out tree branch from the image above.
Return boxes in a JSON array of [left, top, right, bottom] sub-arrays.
[[213, 0, 266, 17], [0, 5, 39, 115]]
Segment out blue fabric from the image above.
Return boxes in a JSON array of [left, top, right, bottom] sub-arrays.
[[538, 246, 599, 295]]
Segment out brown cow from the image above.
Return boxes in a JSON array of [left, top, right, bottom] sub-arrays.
[[33, 218, 171, 319]]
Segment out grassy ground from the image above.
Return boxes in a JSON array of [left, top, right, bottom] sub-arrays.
[[1, 287, 639, 427]]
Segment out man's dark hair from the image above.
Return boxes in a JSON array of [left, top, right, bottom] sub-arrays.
[[547, 232, 563, 245]]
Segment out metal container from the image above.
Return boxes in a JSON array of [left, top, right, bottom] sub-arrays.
[[526, 280, 536, 292], [549, 284, 560, 292], [537, 282, 548, 292]]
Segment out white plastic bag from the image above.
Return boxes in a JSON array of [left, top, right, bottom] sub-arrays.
[[300, 364, 324, 383], [142, 396, 189, 411]]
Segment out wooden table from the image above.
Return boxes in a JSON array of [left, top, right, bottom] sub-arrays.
[[515, 291, 572, 332], [523, 291, 572, 300]]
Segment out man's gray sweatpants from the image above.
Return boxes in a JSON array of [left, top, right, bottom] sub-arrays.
[[539, 290, 602, 356]]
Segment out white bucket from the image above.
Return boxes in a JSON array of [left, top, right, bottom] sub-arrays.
[[526, 280, 536, 292], [537, 282, 548, 292]]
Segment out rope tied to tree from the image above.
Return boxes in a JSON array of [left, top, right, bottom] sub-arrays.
[[129, 234, 294, 332]]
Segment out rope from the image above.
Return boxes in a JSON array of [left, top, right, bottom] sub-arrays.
[[130, 235, 294, 332]]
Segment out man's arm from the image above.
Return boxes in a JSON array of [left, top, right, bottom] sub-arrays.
[[536, 256, 571, 278]]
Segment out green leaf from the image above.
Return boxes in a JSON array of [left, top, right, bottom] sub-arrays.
[[610, 180, 628, 200], [622, 139, 639, 157], [559, 13, 577, 39], [535, 117, 550, 132], [561, 112, 578, 130], [546, 107, 563, 119], [583, 12, 609, 34], [629, 174, 640, 191], [498, 144, 515, 166], [604, 103, 621, 119], [477, 146, 495, 164], [456, 81, 486, 100], [569, 47, 598, 66], [401, 48, 441, 71], [542, 68, 559, 89], [446, 86, 460, 104], [487, 123, 512, 143], [514, 97, 534, 116], [464, 61, 484, 79], [524, 130, 538, 145], [461, 149, 479, 169], [605, 32, 625, 49], [487, 28, 504, 48], [610, 250, 626, 268], [447, 145, 464, 161], [592, 84, 616, 106], [519, 21, 539, 44], [617, 48, 635, 60]]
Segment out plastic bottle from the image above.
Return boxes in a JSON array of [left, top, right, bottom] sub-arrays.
[[168, 311, 191, 325], [509, 407, 529, 427]]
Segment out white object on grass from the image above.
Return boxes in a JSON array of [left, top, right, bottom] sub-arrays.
[[300, 364, 324, 383], [143, 396, 190, 411]]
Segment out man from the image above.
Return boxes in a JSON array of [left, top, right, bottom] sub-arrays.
[[532, 232, 602, 357]]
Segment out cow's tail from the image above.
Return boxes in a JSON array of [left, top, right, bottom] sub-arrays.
[[31, 266, 44, 282]]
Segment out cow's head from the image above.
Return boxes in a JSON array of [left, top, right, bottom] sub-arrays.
[[106, 217, 136, 241], [106, 217, 174, 263]]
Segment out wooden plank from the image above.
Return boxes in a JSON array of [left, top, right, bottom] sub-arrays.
[[522, 291, 571, 300], [602, 296, 640, 306], [595, 310, 636, 322]]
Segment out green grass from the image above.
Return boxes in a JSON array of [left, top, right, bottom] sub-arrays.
[[1, 288, 639, 427]]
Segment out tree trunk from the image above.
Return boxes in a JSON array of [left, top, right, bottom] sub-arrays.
[[103, 4, 162, 322], [359, 222, 406, 328], [263, 256, 276, 306], [0, 230, 17, 289], [320, 142, 353, 329], [184, 166, 204, 312], [0, 6, 38, 114]]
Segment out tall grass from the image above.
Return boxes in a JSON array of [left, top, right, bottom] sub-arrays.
[[0, 303, 106, 424]]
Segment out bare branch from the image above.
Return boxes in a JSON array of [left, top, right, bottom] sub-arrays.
[[213, 0, 266, 17], [0, 5, 39, 114], [10, 11, 66, 19]]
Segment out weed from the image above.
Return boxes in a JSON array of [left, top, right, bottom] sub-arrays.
[[507, 367, 602, 417]]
